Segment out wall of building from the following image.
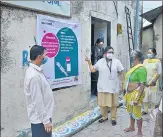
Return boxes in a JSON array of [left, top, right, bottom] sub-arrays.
[[153, 14, 162, 59], [141, 13, 162, 59], [142, 26, 154, 56], [1, 1, 137, 136], [93, 21, 107, 47]]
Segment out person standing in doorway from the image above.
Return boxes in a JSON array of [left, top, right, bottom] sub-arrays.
[[86, 46, 124, 126], [24, 45, 54, 137], [94, 38, 105, 64], [91, 38, 105, 96], [142, 48, 162, 115]]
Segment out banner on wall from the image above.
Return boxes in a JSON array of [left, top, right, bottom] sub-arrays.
[[37, 15, 81, 89], [2, 1, 70, 17]]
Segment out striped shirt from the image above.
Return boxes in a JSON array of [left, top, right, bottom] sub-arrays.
[[24, 63, 54, 124]]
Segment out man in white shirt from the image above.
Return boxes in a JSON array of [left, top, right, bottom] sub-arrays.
[[153, 98, 162, 137], [24, 45, 54, 137], [85, 46, 124, 126]]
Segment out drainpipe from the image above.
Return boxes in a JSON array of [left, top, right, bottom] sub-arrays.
[[139, 1, 143, 50], [134, 0, 140, 50]]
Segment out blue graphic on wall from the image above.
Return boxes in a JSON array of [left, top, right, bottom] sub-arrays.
[[22, 50, 29, 67], [55, 27, 78, 79], [42, 1, 61, 6]]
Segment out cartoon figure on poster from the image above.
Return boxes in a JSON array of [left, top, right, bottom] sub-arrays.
[[37, 15, 81, 88]]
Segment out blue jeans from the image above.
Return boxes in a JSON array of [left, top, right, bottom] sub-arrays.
[[31, 119, 52, 137]]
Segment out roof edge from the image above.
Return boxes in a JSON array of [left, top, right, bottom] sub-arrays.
[[142, 24, 153, 30], [140, 5, 163, 17]]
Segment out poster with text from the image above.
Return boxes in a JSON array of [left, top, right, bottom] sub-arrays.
[[37, 15, 81, 89]]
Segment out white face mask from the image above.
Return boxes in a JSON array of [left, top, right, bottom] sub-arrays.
[[147, 53, 153, 59], [106, 53, 113, 59]]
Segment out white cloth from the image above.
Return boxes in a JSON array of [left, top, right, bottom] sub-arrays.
[[159, 99, 162, 112], [143, 87, 157, 103], [143, 59, 162, 103], [156, 61, 162, 75], [144, 60, 162, 84], [24, 63, 54, 124], [93, 58, 124, 93]]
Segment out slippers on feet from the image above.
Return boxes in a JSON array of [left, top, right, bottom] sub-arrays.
[[124, 128, 135, 132], [98, 118, 108, 123], [112, 120, 117, 126]]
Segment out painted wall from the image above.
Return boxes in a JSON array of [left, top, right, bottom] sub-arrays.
[[153, 14, 162, 59], [141, 14, 162, 59], [1, 1, 137, 136], [142, 26, 154, 57]]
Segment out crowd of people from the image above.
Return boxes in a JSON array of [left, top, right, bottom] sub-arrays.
[[85, 38, 162, 137], [23, 41, 162, 137]]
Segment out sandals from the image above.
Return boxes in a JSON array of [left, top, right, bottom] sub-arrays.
[[124, 127, 135, 132], [142, 111, 148, 115], [98, 118, 117, 126], [112, 120, 117, 126], [98, 118, 108, 123]]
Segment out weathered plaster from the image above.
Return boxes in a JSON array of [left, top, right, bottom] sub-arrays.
[[142, 14, 162, 59], [1, 1, 138, 136], [153, 14, 162, 59], [142, 27, 154, 56]]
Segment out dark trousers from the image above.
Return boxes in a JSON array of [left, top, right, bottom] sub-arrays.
[[31, 119, 52, 137], [91, 71, 99, 96]]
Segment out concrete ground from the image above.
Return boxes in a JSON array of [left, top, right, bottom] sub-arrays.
[[72, 107, 156, 137], [73, 90, 162, 137]]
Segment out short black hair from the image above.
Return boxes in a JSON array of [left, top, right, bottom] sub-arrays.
[[30, 45, 46, 61], [96, 38, 104, 45], [104, 46, 114, 53], [148, 48, 157, 56]]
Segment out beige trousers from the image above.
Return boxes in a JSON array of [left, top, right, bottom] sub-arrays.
[[98, 92, 118, 120], [100, 106, 117, 120]]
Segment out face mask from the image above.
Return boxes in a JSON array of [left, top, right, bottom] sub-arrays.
[[147, 54, 153, 59], [41, 57, 48, 64], [106, 53, 113, 59]]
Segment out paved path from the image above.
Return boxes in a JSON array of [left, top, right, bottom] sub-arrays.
[[73, 107, 156, 137], [73, 90, 162, 137]]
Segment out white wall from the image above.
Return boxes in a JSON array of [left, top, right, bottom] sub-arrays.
[[142, 26, 154, 56], [153, 14, 162, 59], [1, 1, 137, 136], [93, 21, 107, 47], [141, 13, 162, 59], [116, 1, 137, 72]]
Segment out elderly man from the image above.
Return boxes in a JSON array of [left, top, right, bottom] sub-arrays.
[[24, 45, 54, 137]]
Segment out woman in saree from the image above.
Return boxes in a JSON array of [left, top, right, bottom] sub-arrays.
[[142, 48, 162, 115], [123, 51, 147, 137]]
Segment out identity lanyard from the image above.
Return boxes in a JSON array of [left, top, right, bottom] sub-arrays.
[[106, 59, 112, 73]]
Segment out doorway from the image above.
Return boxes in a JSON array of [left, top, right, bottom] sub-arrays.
[[91, 17, 111, 96]]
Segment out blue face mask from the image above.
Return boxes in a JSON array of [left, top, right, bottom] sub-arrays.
[[41, 57, 48, 64], [147, 54, 153, 59]]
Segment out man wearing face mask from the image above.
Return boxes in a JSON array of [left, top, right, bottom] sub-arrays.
[[142, 48, 162, 115], [86, 46, 124, 126], [24, 45, 54, 137]]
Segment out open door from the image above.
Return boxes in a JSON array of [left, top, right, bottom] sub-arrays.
[[91, 17, 111, 96]]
